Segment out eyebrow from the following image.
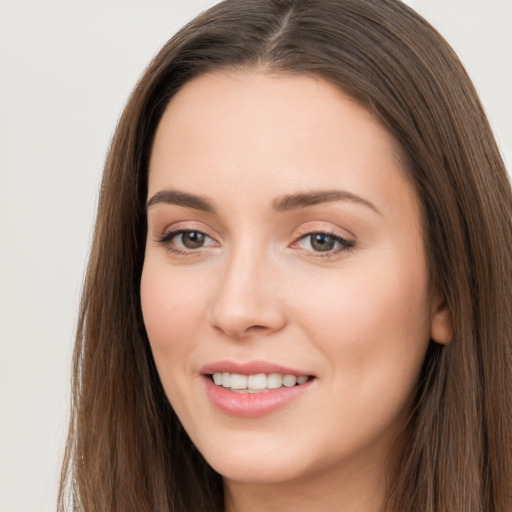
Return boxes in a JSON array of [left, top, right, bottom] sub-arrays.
[[147, 190, 215, 212], [272, 189, 381, 215], [146, 188, 380, 215]]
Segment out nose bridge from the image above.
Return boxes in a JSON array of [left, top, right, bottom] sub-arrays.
[[208, 234, 285, 337]]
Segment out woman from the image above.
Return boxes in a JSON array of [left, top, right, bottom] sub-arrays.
[[59, 0, 512, 510]]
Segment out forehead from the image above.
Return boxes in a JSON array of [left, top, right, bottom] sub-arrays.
[[152, 69, 401, 154], [148, 70, 416, 220]]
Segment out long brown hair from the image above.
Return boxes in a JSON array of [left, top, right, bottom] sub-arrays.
[[59, 1, 512, 510]]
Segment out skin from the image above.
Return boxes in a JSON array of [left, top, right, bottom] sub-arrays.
[[141, 70, 451, 512]]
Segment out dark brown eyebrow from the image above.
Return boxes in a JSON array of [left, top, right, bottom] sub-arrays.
[[147, 190, 215, 213], [147, 188, 380, 215], [272, 189, 381, 215]]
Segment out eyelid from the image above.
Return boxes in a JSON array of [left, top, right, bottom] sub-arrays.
[[292, 221, 355, 241], [153, 220, 220, 241], [153, 221, 221, 255], [155, 229, 215, 245], [290, 222, 356, 256], [151, 220, 355, 258]]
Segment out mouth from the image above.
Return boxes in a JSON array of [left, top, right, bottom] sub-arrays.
[[201, 362, 315, 417], [209, 372, 312, 393]]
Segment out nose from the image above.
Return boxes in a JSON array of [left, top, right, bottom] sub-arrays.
[[208, 245, 287, 339]]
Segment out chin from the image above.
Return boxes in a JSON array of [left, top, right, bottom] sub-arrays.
[[195, 433, 310, 484], [210, 456, 306, 485]]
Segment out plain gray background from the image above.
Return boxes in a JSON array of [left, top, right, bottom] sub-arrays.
[[1, 1, 510, 511]]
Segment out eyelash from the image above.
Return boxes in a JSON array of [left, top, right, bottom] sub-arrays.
[[154, 229, 355, 258], [292, 230, 355, 257], [154, 229, 216, 256]]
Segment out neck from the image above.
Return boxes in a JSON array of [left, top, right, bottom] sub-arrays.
[[224, 454, 388, 512]]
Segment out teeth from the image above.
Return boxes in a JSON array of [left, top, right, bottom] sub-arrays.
[[211, 372, 309, 392], [229, 373, 247, 390], [248, 374, 267, 390], [282, 375, 297, 387], [267, 373, 283, 389]]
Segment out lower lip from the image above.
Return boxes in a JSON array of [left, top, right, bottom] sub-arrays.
[[203, 376, 313, 418]]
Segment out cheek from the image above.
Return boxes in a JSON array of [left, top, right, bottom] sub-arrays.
[[140, 259, 207, 376], [293, 256, 432, 386], [288, 266, 432, 455], [140, 259, 220, 438]]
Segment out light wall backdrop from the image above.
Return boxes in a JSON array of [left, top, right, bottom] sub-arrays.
[[0, 1, 510, 511]]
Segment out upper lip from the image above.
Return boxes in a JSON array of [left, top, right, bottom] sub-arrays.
[[200, 360, 313, 377]]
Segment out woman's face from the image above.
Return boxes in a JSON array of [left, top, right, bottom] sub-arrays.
[[141, 70, 448, 493]]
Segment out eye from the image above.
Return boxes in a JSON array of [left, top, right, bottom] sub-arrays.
[[177, 231, 208, 249], [155, 229, 217, 253], [294, 232, 354, 254]]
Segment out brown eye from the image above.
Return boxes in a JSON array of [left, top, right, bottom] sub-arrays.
[[294, 232, 354, 255], [180, 231, 206, 249], [156, 229, 217, 254], [310, 233, 336, 252]]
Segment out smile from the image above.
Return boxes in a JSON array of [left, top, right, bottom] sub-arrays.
[[211, 372, 310, 393]]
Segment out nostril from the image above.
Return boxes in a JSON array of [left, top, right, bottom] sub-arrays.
[[212, 322, 275, 338]]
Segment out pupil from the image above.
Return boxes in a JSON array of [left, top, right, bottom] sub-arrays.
[[182, 231, 205, 249], [311, 234, 334, 252]]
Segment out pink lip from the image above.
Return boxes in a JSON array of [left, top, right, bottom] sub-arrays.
[[200, 360, 311, 377], [200, 360, 314, 418]]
